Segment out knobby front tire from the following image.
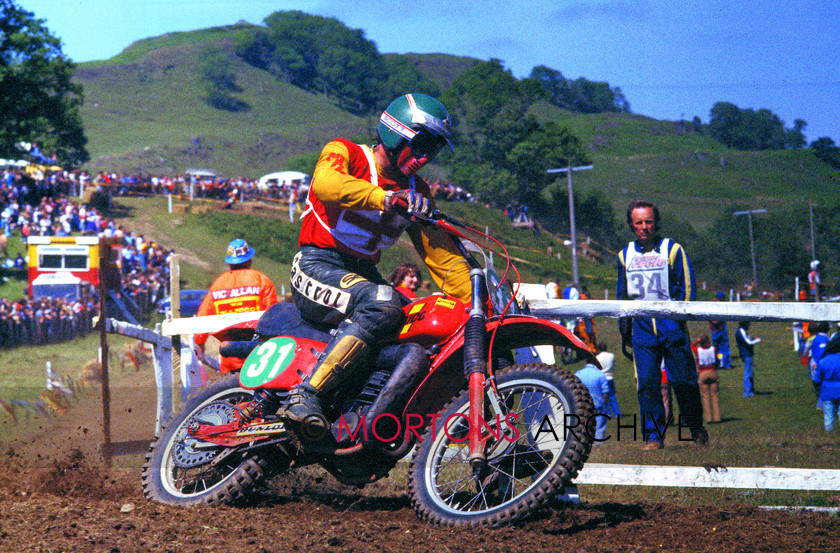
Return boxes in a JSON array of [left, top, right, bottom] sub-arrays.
[[141, 375, 268, 506], [407, 363, 594, 527]]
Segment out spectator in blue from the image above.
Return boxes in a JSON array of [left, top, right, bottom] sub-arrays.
[[563, 283, 580, 300], [709, 291, 732, 369], [575, 361, 610, 441], [735, 321, 761, 398], [806, 321, 830, 409], [816, 341, 840, 431]]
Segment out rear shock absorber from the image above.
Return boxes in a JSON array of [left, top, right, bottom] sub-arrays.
[[239, 389, 283, 423]]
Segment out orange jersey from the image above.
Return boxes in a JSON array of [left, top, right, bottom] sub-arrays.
[[194, 268, 278, 346], [299, 138, 471, 302]]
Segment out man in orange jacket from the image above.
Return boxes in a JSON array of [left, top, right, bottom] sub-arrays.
[[194, 239, 278, 373]]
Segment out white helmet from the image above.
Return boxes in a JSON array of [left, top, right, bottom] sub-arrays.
[[810, 260, 820, 270]]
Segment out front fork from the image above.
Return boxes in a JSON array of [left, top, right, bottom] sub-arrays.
[[465, 268, 489, 468], [468, 371, 486, 467]]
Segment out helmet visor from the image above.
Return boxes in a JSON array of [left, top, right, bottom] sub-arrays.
[[407, 127, 446, 160]]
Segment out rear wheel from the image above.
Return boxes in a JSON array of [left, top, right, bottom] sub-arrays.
[[407, 363, 594, 527], [141, 375, 268, 506]]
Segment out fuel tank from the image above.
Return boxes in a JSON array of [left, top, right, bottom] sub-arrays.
[[398, 295, 468, 347]]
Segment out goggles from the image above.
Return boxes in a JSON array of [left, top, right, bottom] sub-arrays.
[[407, 128, 446, 160]]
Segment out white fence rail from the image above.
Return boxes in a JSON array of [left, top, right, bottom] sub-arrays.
[[148, 298, 840, 498], [575, 464, 840, 491], [159, 300, 840, 339], [528, 298, 840, 322]]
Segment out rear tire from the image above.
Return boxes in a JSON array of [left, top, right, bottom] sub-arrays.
[[141, 375, 268, 506], [407, 363, 594, 527]]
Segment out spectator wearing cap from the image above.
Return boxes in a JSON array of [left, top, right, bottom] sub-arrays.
[[193, 239, 279, 373]]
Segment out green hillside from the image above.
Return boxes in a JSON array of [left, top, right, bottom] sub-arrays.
[[533, 107, 840, 227], [75, 26, 375, 177], [74, 24, 840, 232]]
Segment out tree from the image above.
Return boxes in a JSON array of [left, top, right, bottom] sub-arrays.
[[0, 0, 88, 165], [708, 101, 805, 152], [442, 60, 588, 207], [198, 46, 248, 111], [529, 65, 630, 113], [237, 10, 390, 114], [811, 136, 840, 169], [786, 119, 807, 149]]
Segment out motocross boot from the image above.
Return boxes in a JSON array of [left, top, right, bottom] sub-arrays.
[[281, 321, 375, 426]]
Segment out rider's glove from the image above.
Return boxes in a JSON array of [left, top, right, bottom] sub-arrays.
[[383, 189, 432, 216]]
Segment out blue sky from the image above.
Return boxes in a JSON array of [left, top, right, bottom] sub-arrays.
[[17, 0, 840, 143]]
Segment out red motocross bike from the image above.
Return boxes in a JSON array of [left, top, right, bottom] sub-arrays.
[[142, 208, 596, 527]]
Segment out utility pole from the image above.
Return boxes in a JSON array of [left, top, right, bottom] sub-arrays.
[[809, 201, 817, 262], [547, 164, 593, 287], [733, 209, 767, 290]]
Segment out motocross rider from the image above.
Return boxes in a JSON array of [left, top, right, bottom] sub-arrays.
[[280, 93, 472, 426]]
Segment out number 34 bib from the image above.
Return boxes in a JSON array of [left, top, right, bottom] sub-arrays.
[[623, 238, 673, 301]]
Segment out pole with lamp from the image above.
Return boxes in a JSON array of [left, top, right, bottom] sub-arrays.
[[547, 164, 593, 287], [809, 201, 817, 262], [733, 208, 767, 293]]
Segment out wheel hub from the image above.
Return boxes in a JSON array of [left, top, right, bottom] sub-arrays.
[[172, 401, 240, 468]]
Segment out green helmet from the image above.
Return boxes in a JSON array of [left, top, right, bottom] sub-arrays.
[[378, 93, 454, 159]]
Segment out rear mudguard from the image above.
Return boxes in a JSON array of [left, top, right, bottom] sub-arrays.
[[403, 314, 596, 423]]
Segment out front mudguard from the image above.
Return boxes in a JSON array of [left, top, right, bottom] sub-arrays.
[[404, 315, 596, 423]]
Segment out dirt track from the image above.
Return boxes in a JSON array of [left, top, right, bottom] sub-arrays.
[[2, 385, 839, 552]]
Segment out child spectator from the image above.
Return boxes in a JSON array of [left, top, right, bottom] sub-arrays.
[[692, 333, 721, 423], [596, 349, 621, 418], [575, 361, 610, 441]]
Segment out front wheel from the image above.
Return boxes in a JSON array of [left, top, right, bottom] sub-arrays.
[[141, 375, 267, 506], [407, 363, 594, 527]]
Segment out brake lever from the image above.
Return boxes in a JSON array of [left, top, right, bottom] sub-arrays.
[[412, 209, 466, 228]]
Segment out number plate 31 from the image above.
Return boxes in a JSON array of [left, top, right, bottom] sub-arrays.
[[239, 337, 299, 388]]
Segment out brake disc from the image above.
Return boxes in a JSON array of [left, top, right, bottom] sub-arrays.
[[171, 401, 241, 469]]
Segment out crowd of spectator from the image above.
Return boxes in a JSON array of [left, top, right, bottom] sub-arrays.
[[1, 166, 178, 349], [0, 162, 477, 350], [0, 293, 96, 348], [100, 171, 474, 206]]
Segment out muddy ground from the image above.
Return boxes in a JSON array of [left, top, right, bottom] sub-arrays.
[[1, 383, 838, 553]]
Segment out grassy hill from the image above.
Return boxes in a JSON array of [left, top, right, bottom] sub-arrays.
[[73, 24, 840, 232], [75, 26, 374, 177]]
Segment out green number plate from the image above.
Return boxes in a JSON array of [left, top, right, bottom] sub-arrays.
[[239, 337, 297, 388]]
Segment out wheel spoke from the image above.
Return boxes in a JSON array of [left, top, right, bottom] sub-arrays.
[[414, 367, 589, 523]]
